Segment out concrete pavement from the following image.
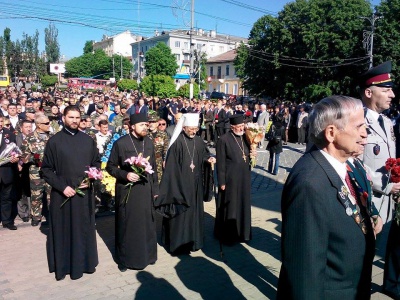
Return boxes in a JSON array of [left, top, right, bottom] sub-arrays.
[[0, 142, 392, 299]]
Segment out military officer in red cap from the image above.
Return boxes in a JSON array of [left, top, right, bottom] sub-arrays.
[[358, 61, 400, 298]]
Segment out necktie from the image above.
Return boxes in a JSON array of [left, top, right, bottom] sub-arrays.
[[345, 172, 357, 199], [378, 115, 386, 135]]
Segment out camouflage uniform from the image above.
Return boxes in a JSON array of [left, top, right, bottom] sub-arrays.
[[148, 130, 169, 183], [20, 130, 53, 221], [111, 113, 124, 130]]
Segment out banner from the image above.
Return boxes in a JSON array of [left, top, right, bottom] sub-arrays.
[[50, 63, 65, 74]]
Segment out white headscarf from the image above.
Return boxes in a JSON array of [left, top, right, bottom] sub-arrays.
[[168, 113, 199, 149]]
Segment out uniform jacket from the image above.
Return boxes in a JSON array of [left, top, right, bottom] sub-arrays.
[[278, 149, 375, 300], [360, 108, 396, 223]]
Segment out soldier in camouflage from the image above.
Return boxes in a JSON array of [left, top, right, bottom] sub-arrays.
[[147, 112, 169, 183], [78, 114, 97, 141], [20, 114, 53, 226], [111, 102, 128, 130], [90, 102, 105, 122]]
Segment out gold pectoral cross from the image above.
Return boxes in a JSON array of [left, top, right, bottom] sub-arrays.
[[190, 161, 195, 172]]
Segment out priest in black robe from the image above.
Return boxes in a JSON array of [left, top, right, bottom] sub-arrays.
[[215, 114, 253, 244], [154, 113, 216, 255], [106, 113, 159, 271], [41, 106, 100, 281]]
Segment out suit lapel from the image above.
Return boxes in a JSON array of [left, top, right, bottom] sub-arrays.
[[365, 109, 387, 141]]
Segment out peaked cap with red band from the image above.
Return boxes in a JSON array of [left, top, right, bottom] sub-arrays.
[[359, 61, 393, 88]]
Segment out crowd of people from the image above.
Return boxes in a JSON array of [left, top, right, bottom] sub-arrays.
[[2, 60, 400, 298]]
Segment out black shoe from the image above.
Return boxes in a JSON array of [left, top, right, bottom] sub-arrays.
[[31, 220, 40, 227], [118, 264, 127, 272], [3, 223, 17, 230], [22, 217, 30, 222]]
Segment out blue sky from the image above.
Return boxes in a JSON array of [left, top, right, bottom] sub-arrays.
[[0, 0, 380, 59]]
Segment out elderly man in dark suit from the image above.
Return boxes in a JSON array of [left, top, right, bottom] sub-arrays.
[[277, 96, 375, 299]]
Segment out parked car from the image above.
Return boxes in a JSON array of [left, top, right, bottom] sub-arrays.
[[210, 91, 226, 99]]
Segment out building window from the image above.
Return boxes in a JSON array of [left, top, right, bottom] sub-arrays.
[[225, 83, 229, 94], [210, 66, 214, 76], [217, 84, 221, 92], [184, 42, 189, 49], [197, 43, 202, 50], [226, 65, 230, 76], [183, 54, 190, 60], [217, 66, 222, 79], [209, 84, 213, 92], [175, 41, 180, 48], [210, 45, 214, 52], [175, 54, 180, 61], [145, 46, 148, 51], [233, 84, 238, 95], [219, 46, 224, 52]]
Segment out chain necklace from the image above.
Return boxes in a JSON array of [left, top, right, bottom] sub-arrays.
[[183, 135, 196, 172], [129, 132, 145, 156], [231, 133, 246, 162]]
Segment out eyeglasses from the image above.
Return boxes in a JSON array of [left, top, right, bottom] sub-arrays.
[[158, 123, 166, 126], [41, 122, 50, 125]]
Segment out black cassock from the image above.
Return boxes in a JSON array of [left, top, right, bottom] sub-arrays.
[[106, 133, 159, 269], [154, 132, 211, 253], [41, 129, 100, 280], [215, 131, 252, 244]]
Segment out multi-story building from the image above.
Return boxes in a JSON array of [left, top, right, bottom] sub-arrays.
[[131, 29, 247, 82], [93, 30, 137, 58], [206, 49, 245, 96]]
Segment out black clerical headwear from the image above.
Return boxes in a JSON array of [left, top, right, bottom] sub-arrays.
[[229, 114, 244, 125], [130, 113, 148, 125]]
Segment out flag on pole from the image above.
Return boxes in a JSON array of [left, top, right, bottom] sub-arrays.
[[50, 63, 65, 74]]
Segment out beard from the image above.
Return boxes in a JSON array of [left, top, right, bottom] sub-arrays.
[[135, 129, 148, 137]]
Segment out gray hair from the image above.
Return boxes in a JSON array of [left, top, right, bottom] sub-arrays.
[[34, 113, 48, 125], [308, 95, 363, 147]]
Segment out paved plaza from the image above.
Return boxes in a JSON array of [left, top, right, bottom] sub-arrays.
[[0, 142, 393, 299]]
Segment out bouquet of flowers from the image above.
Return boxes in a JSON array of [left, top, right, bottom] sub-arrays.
[[385, 158, 400, 224], [61, 166, 103, 208], [0, 142, 22, 166], [244, 123, 264, 168], [100, 129, 127, 198], [123, 153, 154, 204]]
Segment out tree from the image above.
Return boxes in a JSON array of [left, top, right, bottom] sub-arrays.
[[3, 28, 12, 76], [20, 30, 40, 78], [235, 0, 372, 101], [374, 0, 400, 83], [65, 49, 111, 78], [140, 75, 177, 97], [117, 79, 138, 91], [144, 42, 178, 76], [177, 83, 200, 98], [40, 75, 58, 87], [83, 40, 94, 54], [193, 50, 207, 90], [44, 23, 60, 63], [111, 54, 133, 80]]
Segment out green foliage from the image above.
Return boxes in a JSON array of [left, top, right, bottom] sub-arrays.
[[144, 42, 178, 76], [117, 79, 138, 91], [374, 0, 400, 83], [44, 23, 60, 63], [177, 83, 200, 98], [235, 0, 372, 101], [83, 41, 93, 54], [40, 75, 58, 87], [193, 50, 207, 90], [65, 50, 132, 80], [140, 75, 177, 97]]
